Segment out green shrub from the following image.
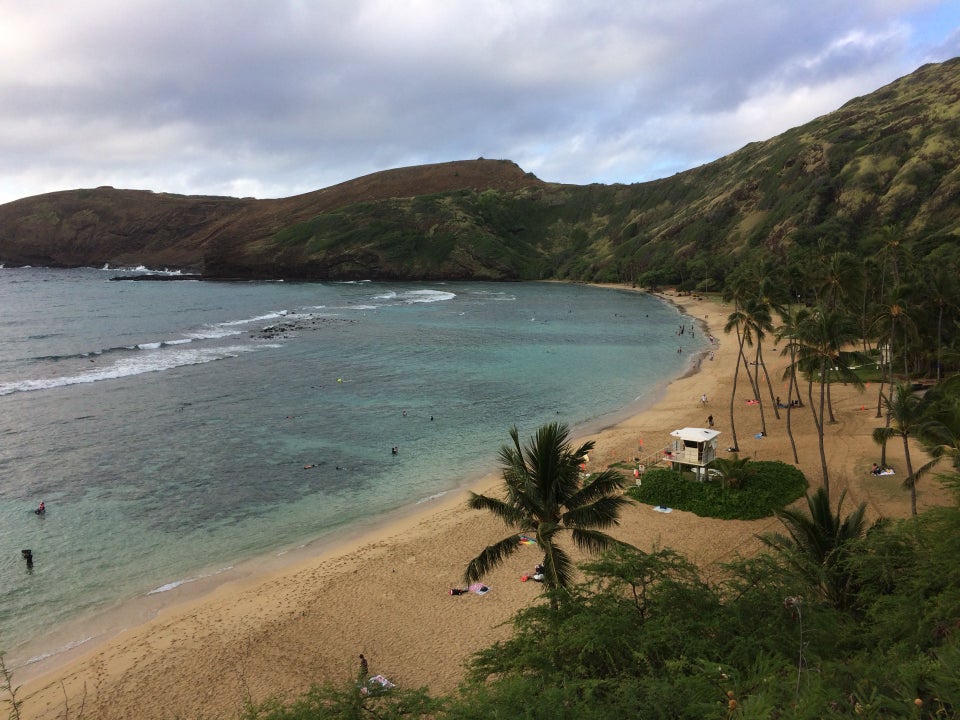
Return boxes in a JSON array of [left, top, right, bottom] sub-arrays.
[[627, 460, 807, 519]]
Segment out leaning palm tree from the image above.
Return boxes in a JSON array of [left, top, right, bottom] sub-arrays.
[[464, 422, 633, 593], [759, 487, 874, 610]]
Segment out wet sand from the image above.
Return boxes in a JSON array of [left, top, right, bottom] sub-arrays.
[[13, 289, 947, 720]]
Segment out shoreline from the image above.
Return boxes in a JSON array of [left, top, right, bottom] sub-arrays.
[[4, 280, 689, 681], [15, 287, 946, 720], [10, 284, 705, 695]]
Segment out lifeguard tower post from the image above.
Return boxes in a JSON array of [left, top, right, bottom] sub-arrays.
[[666, 427, 721, 479]]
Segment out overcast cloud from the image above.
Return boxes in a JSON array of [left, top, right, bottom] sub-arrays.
[[1, 0, 959, 205]]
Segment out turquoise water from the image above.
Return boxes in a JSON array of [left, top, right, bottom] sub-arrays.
[[0, 267, 704, 665]]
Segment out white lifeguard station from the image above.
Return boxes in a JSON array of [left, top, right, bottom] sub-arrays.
[[665, 427, 721, 479]]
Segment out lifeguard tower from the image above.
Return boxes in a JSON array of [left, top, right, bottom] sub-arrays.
[[664, 427, 721, 479]]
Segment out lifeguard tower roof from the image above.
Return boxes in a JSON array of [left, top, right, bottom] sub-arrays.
[[670, 427, 721, 442]]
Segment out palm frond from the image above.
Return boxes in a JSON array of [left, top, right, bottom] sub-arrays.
[[562, 495, 633, 530], [463, 535, 523, 585], [570, 527, 624, 555], [466, 492, 526, 526], [542, 543, 576, 590]]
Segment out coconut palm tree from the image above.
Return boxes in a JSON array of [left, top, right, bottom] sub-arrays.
[[873, 382, 937, 516], [917, 375, 960, 471], [792, 306, 863, 500], [464, 422, 633, 593], [723, 301, 753, 452], [759, 487, 874, 610], [923, 263, 959, 383], [776, 305, 810, 465]]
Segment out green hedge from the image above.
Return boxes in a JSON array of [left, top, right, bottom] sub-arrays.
[[627, 460, 807, 519]]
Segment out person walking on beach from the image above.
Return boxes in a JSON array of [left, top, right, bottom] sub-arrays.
[[707, 415, 714, 428], [359, 653, 369, 678]]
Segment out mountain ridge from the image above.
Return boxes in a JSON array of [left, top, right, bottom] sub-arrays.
[[2, 57, 959, 282]]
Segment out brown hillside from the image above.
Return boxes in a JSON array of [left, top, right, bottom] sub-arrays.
[[0, 159, 544, 271]]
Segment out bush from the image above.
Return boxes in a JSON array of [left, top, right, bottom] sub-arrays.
[[627, 460, 807, 519]]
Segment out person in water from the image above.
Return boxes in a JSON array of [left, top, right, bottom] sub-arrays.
[[35, 500, 45, 515]]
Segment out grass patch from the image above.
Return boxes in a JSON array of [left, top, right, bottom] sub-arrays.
[[627, 460, 807, 520]]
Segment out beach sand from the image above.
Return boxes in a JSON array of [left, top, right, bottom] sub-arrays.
[[12, 290, 950, 720]]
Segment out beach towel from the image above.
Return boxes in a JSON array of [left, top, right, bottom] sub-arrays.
[[469, 583, 490, 595], [370, 675, 395, 689], [654, 505, 672, 513], [519, 534, 536, 545], [361, 674, 396, 695]]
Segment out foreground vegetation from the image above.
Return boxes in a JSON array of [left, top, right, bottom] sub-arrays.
[[236, 477, 959, 719]]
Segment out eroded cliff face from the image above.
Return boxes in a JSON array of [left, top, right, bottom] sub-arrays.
[[0, 187, 251, 271]]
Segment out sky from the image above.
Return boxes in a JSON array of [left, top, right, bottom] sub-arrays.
[[1, 1, 959, 206]]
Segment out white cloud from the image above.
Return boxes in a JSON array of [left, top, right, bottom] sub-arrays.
[[0, 0, 958, 205]]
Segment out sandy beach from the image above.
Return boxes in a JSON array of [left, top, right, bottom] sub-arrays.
[[12, 289, 950, 720]]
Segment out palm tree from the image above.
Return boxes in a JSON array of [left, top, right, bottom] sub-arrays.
[[464, 422, 633, 593], [759, 487, 874, 610], [917, 375, 960, 471], [737, 296, 774, 435], [711, 454, 755, 490], [723, 302, 753, 452], [873, 382, 936, 516], [924, 264, 959, 383], [776, 305, 811, 464], [793, 306, 863, 500]]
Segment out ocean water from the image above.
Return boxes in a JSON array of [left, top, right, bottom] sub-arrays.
[[0, 267, 704, 666]]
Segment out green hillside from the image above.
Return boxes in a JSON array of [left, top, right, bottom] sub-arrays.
[[2, 58, 960, 285]]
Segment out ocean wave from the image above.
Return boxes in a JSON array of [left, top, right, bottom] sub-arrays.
[[399, 290, 456, 304], [23, 635, 97, 666], [363, 289, 456, 307], [26, 311, 291, 364], [147, 565, 234, 595], [101, 264, 185, 275], [0, 344, 278, 396], [217, 310, 288, 327], [415, 490, 449, 504]]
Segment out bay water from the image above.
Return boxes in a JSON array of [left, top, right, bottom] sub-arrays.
[[0, 267, 704, 668]]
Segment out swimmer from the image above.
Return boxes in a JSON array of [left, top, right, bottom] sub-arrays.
[[35, 500, 45, 515]]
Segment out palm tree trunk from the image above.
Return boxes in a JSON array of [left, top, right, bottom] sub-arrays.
[[902, 435, 917, 516], [875, 369, 886, 419], [751, 344, 768, 436], [785, 353, 799, 464], [937, 304, 944, 383], [729, 331, 745, 452], [809, 359, 830, 499], [881, 322, 896, 467], [757, 343, 781, 421], [826, 368, 837, 423]]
